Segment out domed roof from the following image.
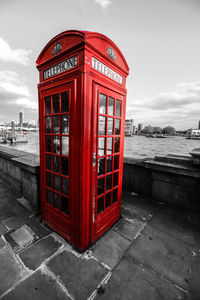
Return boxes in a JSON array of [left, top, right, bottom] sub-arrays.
[[36, 30, 129, 75]]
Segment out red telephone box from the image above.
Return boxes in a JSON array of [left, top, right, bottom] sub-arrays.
[[36, 30, 129, 250]]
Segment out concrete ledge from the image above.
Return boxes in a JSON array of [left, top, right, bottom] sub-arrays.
[[0, 145, 29, 159], [145, 160, 200, 179], [12, 155, 40, 174], [0, 146, 40, 212], [190, 148, 200, 166]]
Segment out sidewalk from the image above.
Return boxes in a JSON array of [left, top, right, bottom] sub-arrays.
[[0, 178, 200, 300]]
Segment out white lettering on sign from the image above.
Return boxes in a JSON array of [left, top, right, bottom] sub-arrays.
[[43, 56, 77, 80], [92, 57, 122, 84]]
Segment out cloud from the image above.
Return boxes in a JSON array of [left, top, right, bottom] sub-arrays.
[[130, 81, 200, 111], [94, 0, 111, 9], [0, 71, 37, 112], [126, 81, 200, 129], [0, 38, 31, 66]]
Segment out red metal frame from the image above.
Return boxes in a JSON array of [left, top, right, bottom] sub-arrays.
[[36, 30, 129, 250]]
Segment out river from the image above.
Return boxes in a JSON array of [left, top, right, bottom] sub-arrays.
[[0, 132, 199, 159]]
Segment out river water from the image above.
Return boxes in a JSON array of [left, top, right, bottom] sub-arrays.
[[0, 132, 199, 159], [124, 135, 199, 159]]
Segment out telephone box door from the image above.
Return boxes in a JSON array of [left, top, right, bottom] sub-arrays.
[[40, 81, 75, 242], [92, 84, 125, 240]]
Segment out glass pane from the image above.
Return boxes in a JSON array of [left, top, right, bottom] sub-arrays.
[[53, 116, 59, 133], [107, 118, 113, 135], [105, 192, 111, 208], [97, 177, 105, 195], [53, 174, 60, 191], [45, 136, 51, 152], [97, 196, 104, 214], [113, 172, 119, 187], [61, 177, 69, 195], [106, 174, 112, 191], [114, 155, 119, 170], [61, 115, 69, 134], [61, 157, 69, 175], [98, 138, 105, 156], [108, 97, 114, 116], [116, 100, 121, 117], [99, 94, 106, 114], [98, 158, 105, 176], [45, 96, 51, 114], [53, 136, 60, 154], [99, 116, 106, 135], [53, 94, 59, 113], [106, 156, 112, 173], [113, 188, 118, 203], [61, 196, 69, 214], [46, 154, 52, 170], [115, 119, 120, 135], [46, 172, 52, 187], [53, 155, 59, 173], [45, 117, 51, 133], [107, 137, 113, 155], [61, 91, 69, 113], [62, 136, 69, 155], [46, 189, 53, 205], [54, 193, 60, 209], [114, 137, 120, 153]]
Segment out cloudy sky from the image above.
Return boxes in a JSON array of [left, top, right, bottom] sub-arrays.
[[0, 0, 199, 129]]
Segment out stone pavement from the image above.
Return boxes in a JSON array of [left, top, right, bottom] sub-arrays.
[[0, 179, 200, 300]]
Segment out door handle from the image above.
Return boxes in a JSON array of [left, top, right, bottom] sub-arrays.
[[93, 153, 96, 166]]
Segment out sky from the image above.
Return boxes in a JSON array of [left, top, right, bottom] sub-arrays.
[[0, 0, 200, 130]]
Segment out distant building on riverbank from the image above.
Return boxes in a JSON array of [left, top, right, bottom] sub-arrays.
[[187, 128, 200, 136], [125, 119, 134, 136], [142, 125, 162, 134], [138, 123, 143, 132], [19, 111, 23, 127]]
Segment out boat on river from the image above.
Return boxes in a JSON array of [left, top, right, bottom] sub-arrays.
[[146, 134, 166, 138], [185, 136, 200, 140], [0, 130, 28, 144], [146, 134, 156, 138]]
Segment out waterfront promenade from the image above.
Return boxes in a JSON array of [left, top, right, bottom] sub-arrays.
[[0, 178, 200, 299]]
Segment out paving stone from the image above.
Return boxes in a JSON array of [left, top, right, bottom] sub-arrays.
[[0, 223, 7, 235], [149, 207, 197, 245], [0, 237, 5, 249], [96, 256, 185, 300], [121, 193, 155, 222], [19, 235, 63, 270], [187, 249, 200, 300], [48, 250, 108, 300], [121, 206, 149, 222], [0, 198, 17, 222], [0, 187, 28, 222], [126, 226, 193, 290], [0, 247, 28, 296], [3, 215, 32, 231], [91, 229, 131, 269], [25, 219, 51, 239], [114, 219, 145, 241], [1, 268, 70, 300]]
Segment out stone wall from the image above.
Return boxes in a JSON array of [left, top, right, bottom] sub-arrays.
[[123, 157, 152, 197], [0, 146, 40, 212], [0, 145, 199, 215], [123, 154, 200, 213]]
